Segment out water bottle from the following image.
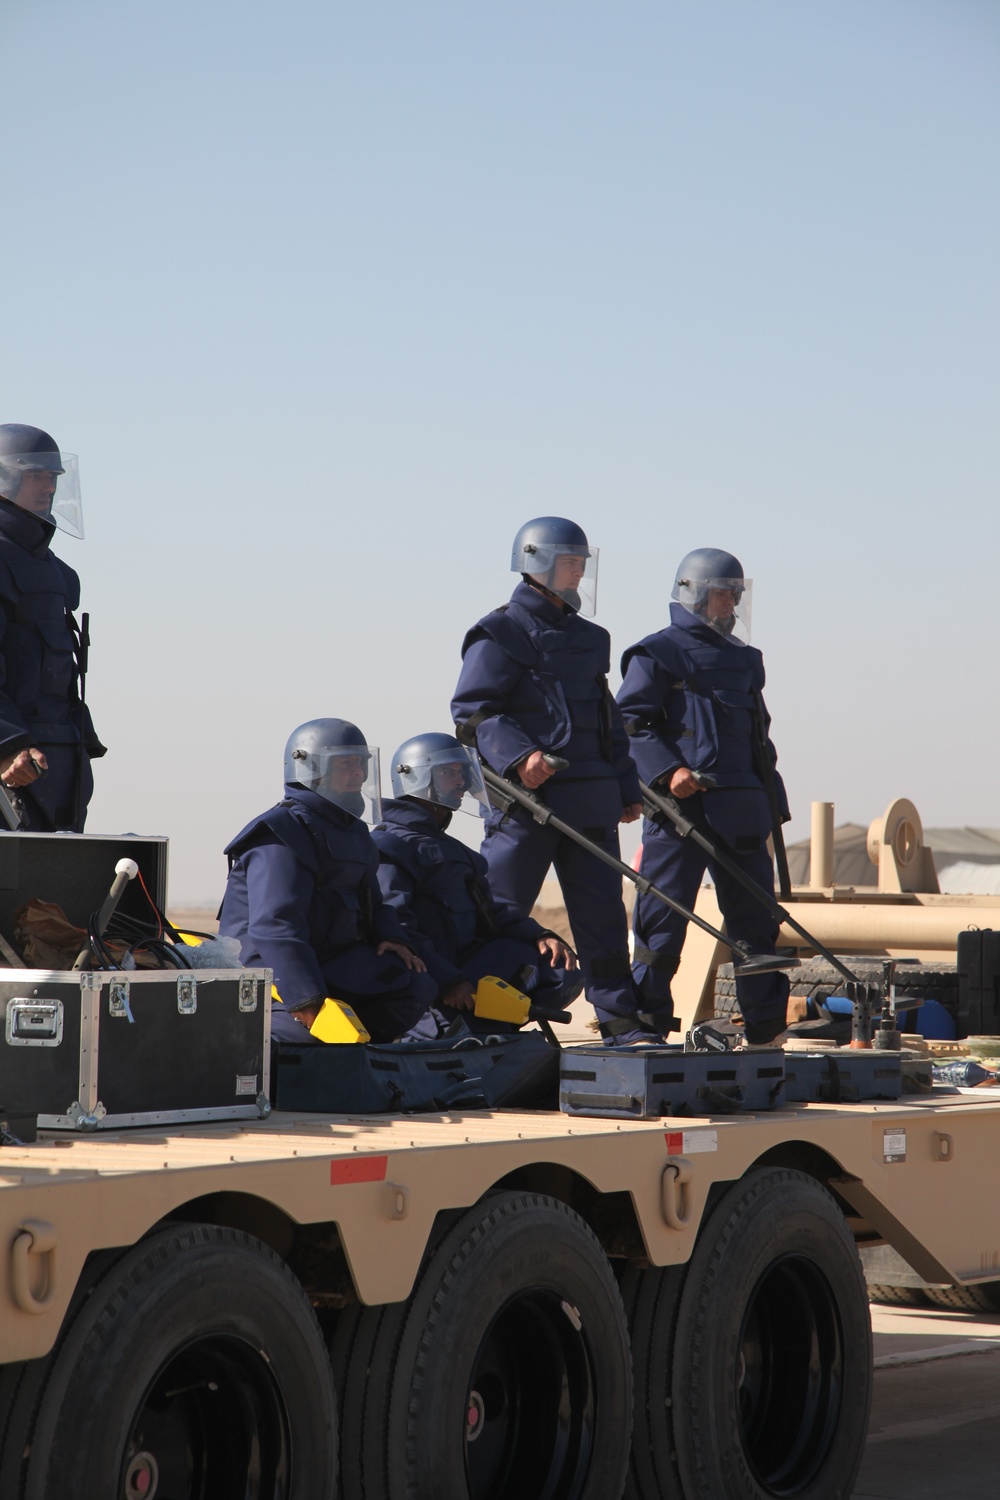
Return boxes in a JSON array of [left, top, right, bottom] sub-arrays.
[[932, 1060, 998, 1088]]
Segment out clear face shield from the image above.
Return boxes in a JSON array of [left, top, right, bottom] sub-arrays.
[[514, 541, 600, 617], [289, 743, 382, 824], [394, 745, 489, 818], [0, 451, 84, 539], [681, 577, 752, 645]]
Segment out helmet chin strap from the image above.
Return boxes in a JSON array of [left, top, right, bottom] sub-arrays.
[[523, 575, 578, 612]]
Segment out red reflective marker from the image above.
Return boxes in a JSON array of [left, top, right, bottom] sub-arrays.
[[330, 1155, 388, 1185]]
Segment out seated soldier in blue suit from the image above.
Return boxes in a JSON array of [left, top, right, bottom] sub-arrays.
[[372, 732, 581, 1032], [219, 718, 437, 1044]]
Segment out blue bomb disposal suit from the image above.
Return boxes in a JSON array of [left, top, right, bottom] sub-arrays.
[[451, 519, 655, 1041], [617, 548, 790, 1045], [0, 425, 104, 830], [219, 721, 437, 1045], [374, 796, 581, 1032]]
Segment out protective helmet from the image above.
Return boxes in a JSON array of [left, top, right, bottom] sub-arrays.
[[0, 424, 84, 539], [510, 516, 599, 616], [284, 718, 381, 823], [671, 547, 752, 644], [390, 732, 488, 817]]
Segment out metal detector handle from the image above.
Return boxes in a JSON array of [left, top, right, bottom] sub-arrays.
[[541, 754, 570, 771], [0, 782, 21, 832], [527, 1004, 572, 1025], [690, 771, 717, 790]]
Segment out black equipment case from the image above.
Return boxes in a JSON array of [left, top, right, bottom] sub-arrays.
[[957, 929, 1000, 1036], [0, 833, 167, 938], [0, 968, 271, 1131], [559, 1044, 785, 1119], [272, 1032, 560, 1115], [783, 1048, 902, 1104]]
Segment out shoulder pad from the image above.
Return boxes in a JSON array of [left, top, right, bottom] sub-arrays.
[[460, 606, 537, 667], [621, 629, 687, 677], [225, 801, 321, 874], [370, 824, 417, 867]]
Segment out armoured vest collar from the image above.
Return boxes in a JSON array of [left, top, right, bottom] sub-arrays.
[[379, 797, 453, 834], [0, 498, 56, 559], [668, 601, 742, 648], [280, 783, 359, 830], [508, 579, 570, 630]]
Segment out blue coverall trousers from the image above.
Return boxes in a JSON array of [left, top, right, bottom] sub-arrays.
[[633, 809, 789, 1040], [481, 778, 635, 1024]]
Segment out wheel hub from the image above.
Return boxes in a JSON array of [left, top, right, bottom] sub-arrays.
[[123, 1451, 159, 1500]]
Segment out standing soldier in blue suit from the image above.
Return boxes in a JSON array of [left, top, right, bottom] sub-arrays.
[[451, 517, 666, 1046], [219, 718, 437, 1044], [373, 731, 581, 1031], [617, 548, 790, 1045], [0, 424, 105, 830]]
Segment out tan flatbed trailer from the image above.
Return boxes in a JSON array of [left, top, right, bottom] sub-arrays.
[[1, 1084, 999, 1500]]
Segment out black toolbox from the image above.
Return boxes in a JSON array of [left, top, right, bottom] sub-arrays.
[[957, 929, 1000, 1036], [559, 1044, 785, 1119], [783, 1048, 902, 1104], [0, 968, 271, 1130]]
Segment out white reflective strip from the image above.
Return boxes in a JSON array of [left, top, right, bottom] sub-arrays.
[[665, 1129, 718, 1154]]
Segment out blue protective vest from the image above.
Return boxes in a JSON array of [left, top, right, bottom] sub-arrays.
[[221, 786, 399, 963], [372, 798, 542, 963], [452, 581, 636, 793], [619, 604, 775, 788]]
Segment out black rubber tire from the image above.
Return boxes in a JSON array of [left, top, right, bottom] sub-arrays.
[[671, 1168, 872, 1500], [867, 1283, 929, 1307], [20, 1223, 337, 1500], [619, 1263, 686, 1500], [0, 1246, 133, 1497], [714, 958, 959, 1022], [332, 1208, 465, 1500], [367, 1191, 631, 1500], [923, 1282, 1000, 1313]]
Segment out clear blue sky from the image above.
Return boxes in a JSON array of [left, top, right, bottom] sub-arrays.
[[3, 0, 998, 901]]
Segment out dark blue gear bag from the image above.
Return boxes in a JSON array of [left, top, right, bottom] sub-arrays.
[[271, 1030, 559, 1114]]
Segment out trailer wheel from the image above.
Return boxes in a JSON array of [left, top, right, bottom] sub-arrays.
[[924, 1281, 1000, 1312], [358, 1192, 630, 1500], [867, 1283, 928, 1307], [619, 1263, 686, 1500], [20, 1223, 337, 1500], [671, 1168, 871, 1500]]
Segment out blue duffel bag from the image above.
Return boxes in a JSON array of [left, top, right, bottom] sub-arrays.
[[271, 1030, 559, 1114]]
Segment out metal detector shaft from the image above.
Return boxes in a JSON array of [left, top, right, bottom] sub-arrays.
[[482, 764, 773, 967], [751, 693, 792, 899], [639, 779, 861, 988], [72, 611, 90, 835]]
